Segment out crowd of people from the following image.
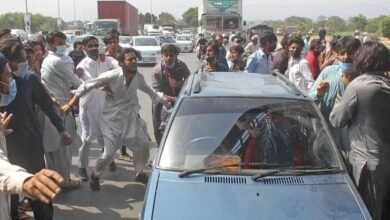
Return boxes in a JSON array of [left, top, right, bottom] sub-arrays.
[[0, 26, 389, 220]]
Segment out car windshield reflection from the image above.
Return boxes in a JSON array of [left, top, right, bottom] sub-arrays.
[[159, 97, 342, 173]]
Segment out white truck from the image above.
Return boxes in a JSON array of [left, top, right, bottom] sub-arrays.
[[198, 0, 243, 36]]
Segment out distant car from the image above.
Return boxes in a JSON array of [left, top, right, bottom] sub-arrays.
[[175, 34, 193, 53], [129, 36, 161, 64], [119, 36, 132, 48], [160, 36, 176, 47], [140, 72, 371, 220]]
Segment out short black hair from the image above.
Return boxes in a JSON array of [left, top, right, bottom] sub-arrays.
[[73, 41, 83, 49], [354, 41, 390, 74], [118, 47, 141, 65], [280, 36, 289, 48], [103, 29, 120, 45], [161, 44, 180, 55], [287, 36, 305, 48], [335, 36, 361, 53], [28, 40, 46, 55], [0, 38, 25, 62], [309, 39, 322, 50], [46, 31, 66, 44], [207, 41, 220, 56], [259, 32, 277, 48], [82, 36, 98, 46], [229, 45, 244, 54]]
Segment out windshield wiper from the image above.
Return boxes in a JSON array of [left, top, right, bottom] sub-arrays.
[[252, 167, 342, 182], [178, 163, 240, 178]]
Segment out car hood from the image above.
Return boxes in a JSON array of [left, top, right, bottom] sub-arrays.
[[176, 40, 192, 44], [148, 171, 369, 220]]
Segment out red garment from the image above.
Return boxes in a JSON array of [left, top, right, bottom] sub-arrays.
[[305, 51, 320, 80]]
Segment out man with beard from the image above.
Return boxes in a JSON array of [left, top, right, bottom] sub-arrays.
[[244, 32, 277, 74], [285, 36, 314, 91], [151, 44, 190, 145], [76, 36, 119, 181], [72, 48, 175, 190], [305, 39, 323, 80], [309, 36, 361, 162]]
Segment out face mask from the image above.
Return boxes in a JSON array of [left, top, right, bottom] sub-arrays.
[[0, 80, 17, 106], [289, 50, 301, 58], [55, 45, 67, 56], [340, 62, 354, 74], [164, 61, 176, 69], [87, 48, 99, 60], [205, 56, 215, 63], [14, 62, 29, 77]]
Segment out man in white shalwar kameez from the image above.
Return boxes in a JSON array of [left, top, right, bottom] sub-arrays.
[[41, 31, 82, 188], [285, 36, 314, 92], [76, 36, 119, 181], [73, 48, 174, 191]]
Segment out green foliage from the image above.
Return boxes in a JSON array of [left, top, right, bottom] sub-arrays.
[[327, 16, 346, 33], [381, 17, 390, 39], [182, 7, 198, 27], [158, 12, 176, 25], [0, 12, 65, 33], [284, 16, 312, 33], [348, 14, 368, 31], [138, 12, 158, 29]]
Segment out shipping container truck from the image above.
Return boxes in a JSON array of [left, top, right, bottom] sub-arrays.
[[96, 0, 139, 36], [198, 0, 243, 36]]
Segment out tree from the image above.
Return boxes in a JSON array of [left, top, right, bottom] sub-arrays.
[[315, 15, 327, 28], [348, 14, 368, 32], [182, 7, 198, 27], [0, 12, 63, 33], [158, 12, 176, 25], [327, 16, 346, 33], [381, 17, 390, 39], [284, 16, 312, 33]]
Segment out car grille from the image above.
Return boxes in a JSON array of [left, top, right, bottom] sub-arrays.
[[204, 176, 247, 184], [261, 177, 305, 185]]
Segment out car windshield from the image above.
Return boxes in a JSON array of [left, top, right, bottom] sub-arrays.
[[119, 37, 130, 44], [135, 38, 159, 46], [159, 98, 342, 173], [177, 36, 191, 41]]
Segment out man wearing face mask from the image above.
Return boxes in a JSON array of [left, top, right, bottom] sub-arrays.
[[68, 41, 86, 70], [245, 32, 277, 74], [71, 48, 175, 190], [309, 36, 361, 162], [0, 38, 71, 220], [76, 36, 119, 181], [41, 31, 83, 189], [151, 44, 190, 145], [285, 36, 314, 91]]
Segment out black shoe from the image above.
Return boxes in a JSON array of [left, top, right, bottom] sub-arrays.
[[135, 173, 149, 185], [78, 168, 89, 181], [89, 173, 100, 191], [109, 161, 116, 172]]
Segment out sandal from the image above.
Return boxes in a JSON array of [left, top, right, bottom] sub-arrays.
[[62, 178, 81, 190]]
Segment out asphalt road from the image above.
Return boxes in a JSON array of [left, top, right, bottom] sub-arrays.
[[51, 51, 201, 220]]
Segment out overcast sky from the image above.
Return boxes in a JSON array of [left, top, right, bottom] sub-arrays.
[[0, 0, 388, 22]]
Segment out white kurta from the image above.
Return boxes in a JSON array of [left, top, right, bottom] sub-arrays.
[[77, 56, 119, 143], [285, 57, 314, 92], [74, 68, 162, 177], [0, 133, 32, 220], [41, 51, 82, 186]]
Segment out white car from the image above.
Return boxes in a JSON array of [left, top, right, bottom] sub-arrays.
[[129, 36, 161, 64], [119, 36, 131, 48], [176, 35, 193, 53]]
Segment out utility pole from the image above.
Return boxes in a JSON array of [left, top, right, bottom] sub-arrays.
[[74, 0, 77, 27], [57, 0, 61, 30], [150, 0, 153, 24]]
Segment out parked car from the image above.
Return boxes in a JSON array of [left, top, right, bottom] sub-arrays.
[[119, 36, 132, 48], [140, 72, 371, 220], [175, 34, 193, 53], [129, 36, 161, 64]]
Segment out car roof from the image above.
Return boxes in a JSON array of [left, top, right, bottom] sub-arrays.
[[185, 72, 309, 100], [132, 36, 158, 39]]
